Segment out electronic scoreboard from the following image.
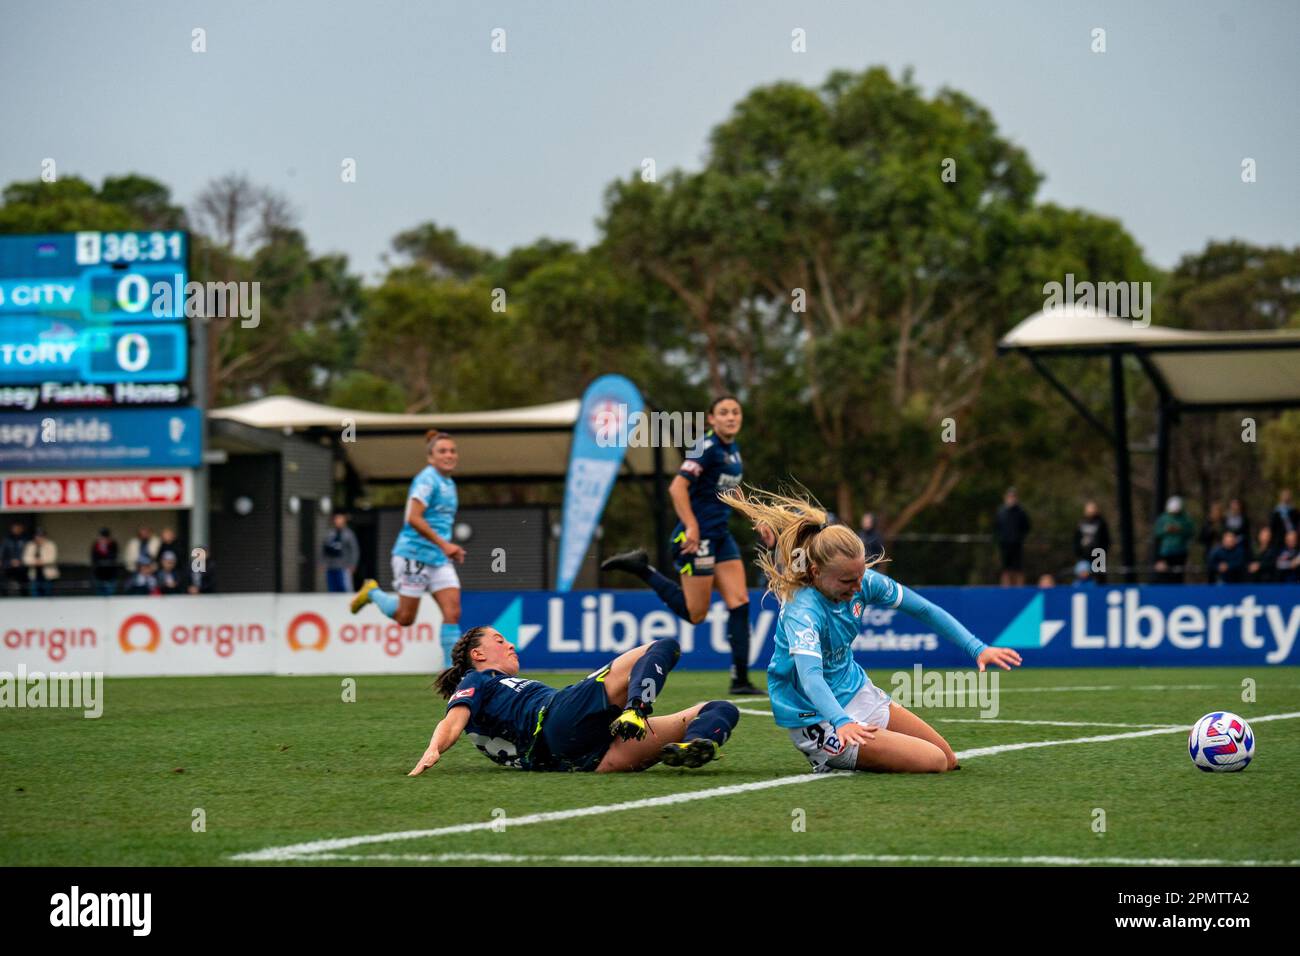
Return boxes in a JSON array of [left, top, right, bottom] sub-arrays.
[[0, 231, 191, 410]]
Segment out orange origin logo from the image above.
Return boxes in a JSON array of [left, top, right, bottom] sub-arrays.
[[286, 613, 329, 651], [119, 614, 162, 653]]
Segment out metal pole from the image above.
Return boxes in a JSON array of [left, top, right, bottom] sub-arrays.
[[188, 236, 209, 559], [1155, 402, 1171, 520], [653, 442, 668, 571], [1110, 353, 1136, 582]]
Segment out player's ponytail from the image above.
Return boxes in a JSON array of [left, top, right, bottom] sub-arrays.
[[720, 485, 881, 603], [434, 626, 489, 698]]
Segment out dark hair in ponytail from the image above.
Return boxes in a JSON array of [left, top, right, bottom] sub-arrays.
[[434, 625, 491, 698]]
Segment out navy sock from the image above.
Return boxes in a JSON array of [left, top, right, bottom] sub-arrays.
[[626, 638, 681, 710], [685, 701, 740, 746], [727, 603, 751, 684], [646, 567, 690, 621]]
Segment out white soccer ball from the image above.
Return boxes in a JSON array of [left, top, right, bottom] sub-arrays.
[[1188, 711, 1254, 772]]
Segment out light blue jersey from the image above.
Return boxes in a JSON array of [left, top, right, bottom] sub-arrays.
[[768, 568, 987, 729], [392, 465, 457, 566]]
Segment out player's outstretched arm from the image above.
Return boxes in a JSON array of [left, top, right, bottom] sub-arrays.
[[408, 706, 471, 776]]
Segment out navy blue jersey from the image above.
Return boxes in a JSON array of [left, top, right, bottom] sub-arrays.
[[447, 669, 557, 769], [678, 429, 743, 537]]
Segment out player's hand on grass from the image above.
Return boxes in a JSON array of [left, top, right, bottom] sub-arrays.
[[835, 721, 879, 746], [977, 646, 1023, 672], [408, 744, 441, 776]]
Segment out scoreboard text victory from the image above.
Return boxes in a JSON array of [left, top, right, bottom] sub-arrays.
[[0, 231, 190, 410]]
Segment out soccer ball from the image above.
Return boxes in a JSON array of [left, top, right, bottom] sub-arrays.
[[1188, 711, 1254, 772]]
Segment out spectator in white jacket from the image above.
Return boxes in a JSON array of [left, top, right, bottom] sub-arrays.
[[23, 528, 59, 596]]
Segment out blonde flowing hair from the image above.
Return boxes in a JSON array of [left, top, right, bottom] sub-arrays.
[[720, 485, 885, 603]]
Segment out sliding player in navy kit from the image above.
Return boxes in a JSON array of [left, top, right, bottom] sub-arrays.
[[408, 626, 741, 774], [601, 396, 762, 695]]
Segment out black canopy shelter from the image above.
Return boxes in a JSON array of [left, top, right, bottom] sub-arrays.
[[998, 305, 1300, 581]]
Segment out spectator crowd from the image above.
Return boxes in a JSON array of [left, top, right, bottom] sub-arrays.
[[1007, 488, 1300, 587], [1, 522, 212, 597]]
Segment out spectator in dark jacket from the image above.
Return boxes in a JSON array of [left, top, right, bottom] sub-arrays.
[[1269, 490, 1299, 544], [857, 512, 885, 562], [90, 528, 120, 595], [1, 521, 28, 597], [1224, 498, 1250, 548], [187, 547, 214, 594], [1199, 502, 1225, 564], [1073, 500, 1111, 583], [995, 488, 1031, 587], [157, 553, 185, 595], [1248, 528, 1279, 583], [323, 513, 361, 592], [126, 562, 160, 596], [1277, 530, 1300, 584], [1207, 531, 1247, 584]]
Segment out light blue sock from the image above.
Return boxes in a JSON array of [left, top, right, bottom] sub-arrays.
[[441, 623, 460, 657], [371, 587, 399, 619]]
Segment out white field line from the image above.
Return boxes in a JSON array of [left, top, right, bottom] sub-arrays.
[[933, 718, 1184, 729], [736, 708, 1183, 730], [732, 685, 1241, 702], [293, 851, 1300, 867], [955, 711, 1300, 759], [231, 710, 1300, 864]]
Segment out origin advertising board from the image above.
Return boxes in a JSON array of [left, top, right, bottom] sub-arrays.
[[1, 584, 1297, 677]]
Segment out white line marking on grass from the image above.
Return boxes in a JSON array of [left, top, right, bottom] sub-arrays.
[[231, 710, 1300, 865], [229, 771, 848, 862], [291, 852, 1300, 867], [954, 711, 1300, 759], [993, 684, 1219, 693], [736, 707, 774, 716], [934, 718, 1184, 729]]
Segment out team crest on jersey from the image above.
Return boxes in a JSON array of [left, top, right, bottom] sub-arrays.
[[852, 600, 864, 617], [450, 688, 475, 702]]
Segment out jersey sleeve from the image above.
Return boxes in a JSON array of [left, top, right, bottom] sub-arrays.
[[409, 470, 436, 506], [861, 569, 986, 661], [793, 652, 854, 728], [678, 435, 719, 484], [446, 670, 489, 720], [859, 567, 905, 610], [783, 603, 824, 659]]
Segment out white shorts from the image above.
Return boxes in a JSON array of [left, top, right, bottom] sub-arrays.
[[789, 682, 893, 773], [390, 555, 459, 598]]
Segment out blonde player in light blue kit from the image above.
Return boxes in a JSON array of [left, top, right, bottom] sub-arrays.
[[352, 431, 464, 664], [722, 486, 1022, 772]]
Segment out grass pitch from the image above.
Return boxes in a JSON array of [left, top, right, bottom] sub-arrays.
[[3, 667, 1298, 866]]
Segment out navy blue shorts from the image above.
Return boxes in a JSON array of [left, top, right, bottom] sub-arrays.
[[671, 526, 741, 576], [535, 665, 622, 772]]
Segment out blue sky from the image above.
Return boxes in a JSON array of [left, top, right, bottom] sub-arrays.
[[3, 0, 1297, 281]]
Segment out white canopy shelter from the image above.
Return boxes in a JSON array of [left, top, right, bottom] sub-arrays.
[[1000, 305, 1300, 407], [210, 395, 679, 482], [998, 305, 1300, 579]]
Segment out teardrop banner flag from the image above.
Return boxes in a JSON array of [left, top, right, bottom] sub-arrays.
[[556, 375, 644, 591]]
